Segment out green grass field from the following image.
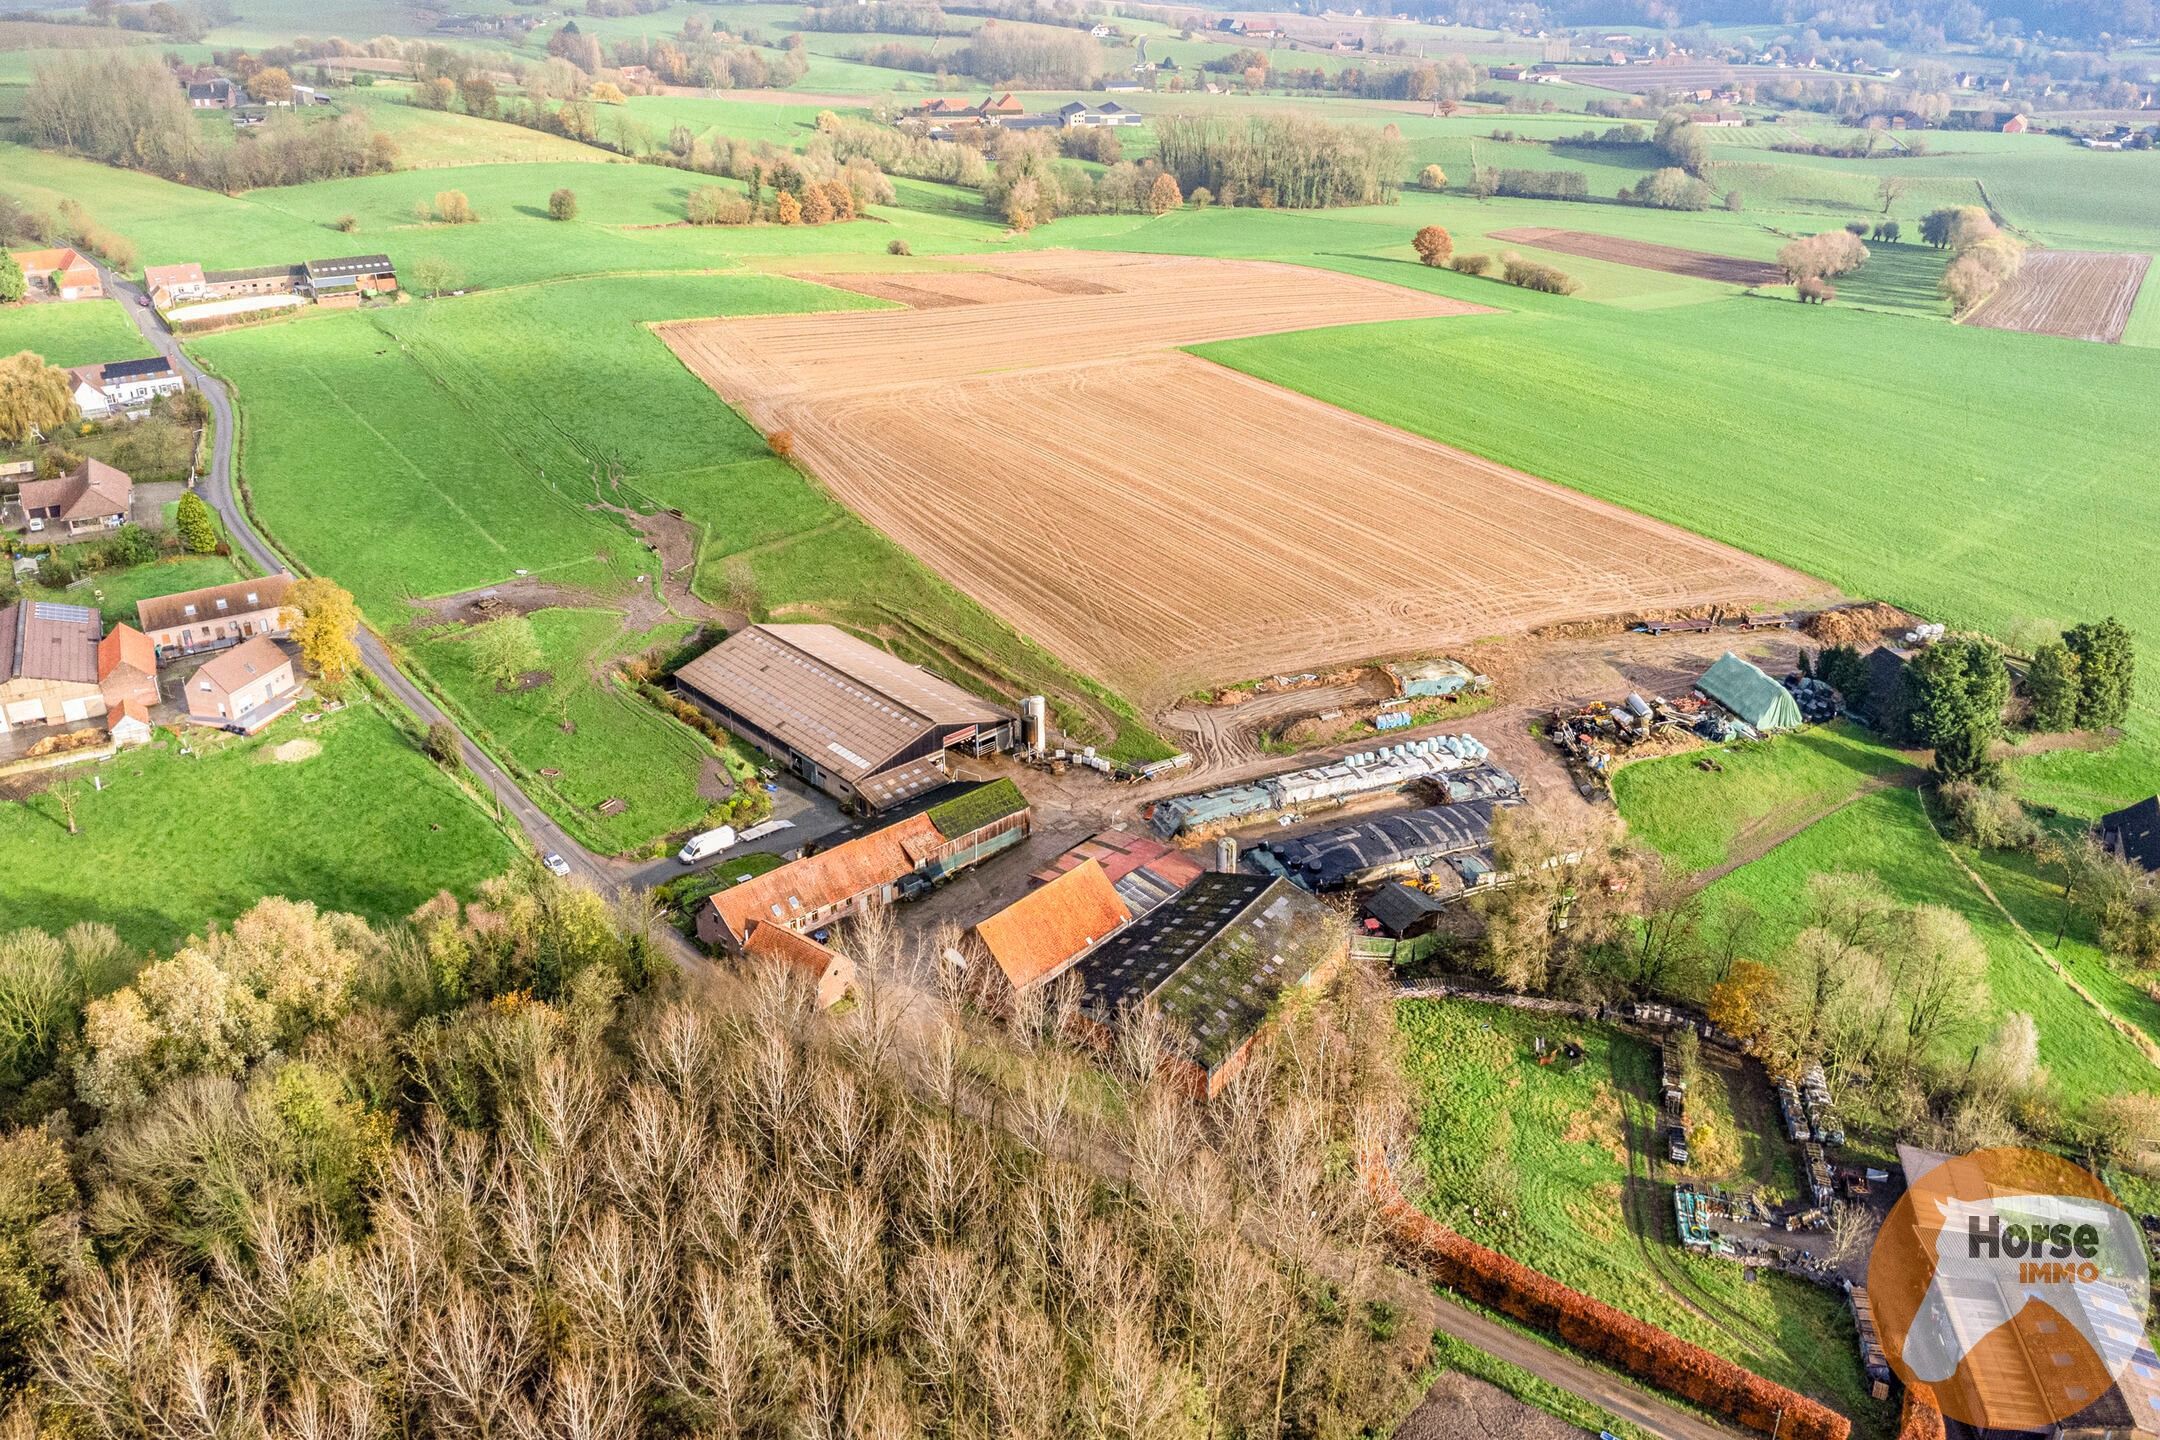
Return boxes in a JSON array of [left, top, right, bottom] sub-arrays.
[[0, 298, 157, 369], [0, 701, 516, 951], [1398, 999, 1892, 1432], [1612, 722, 1918, 871], [409, 606, 719, 854], [1614, 735, 2160, 1111]]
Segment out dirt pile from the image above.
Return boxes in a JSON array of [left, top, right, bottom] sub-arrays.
[[1803, 602, 1917, 648]]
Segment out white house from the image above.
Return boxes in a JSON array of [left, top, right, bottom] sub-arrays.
[[69, 358, 185, 420]]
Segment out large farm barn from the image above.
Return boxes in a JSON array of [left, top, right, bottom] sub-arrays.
[[662, 252, 1809, 705], [674, 623, 1020, 812]]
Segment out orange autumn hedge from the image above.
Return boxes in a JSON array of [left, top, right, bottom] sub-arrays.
[[1896, 1390, 1945, 1440], [1361, 1150, 1851, 1440]]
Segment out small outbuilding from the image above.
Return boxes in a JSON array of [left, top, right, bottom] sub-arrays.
[[960, 857, 1130, 996], [1696, 652, 1803, 733]]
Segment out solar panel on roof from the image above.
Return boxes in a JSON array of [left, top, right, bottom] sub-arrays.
[[32, 602, 96, 624]]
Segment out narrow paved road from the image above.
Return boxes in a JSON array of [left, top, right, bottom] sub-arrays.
[[103, 268, 637, 895]]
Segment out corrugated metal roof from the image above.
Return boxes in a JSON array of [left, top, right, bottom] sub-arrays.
[[675, 624, 1009, 786], [1267, 802, 1497, 889]]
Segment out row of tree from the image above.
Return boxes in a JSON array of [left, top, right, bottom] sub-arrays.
[[22, 52, 397, 191]]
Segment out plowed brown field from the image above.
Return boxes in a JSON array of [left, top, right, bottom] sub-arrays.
[[1489, 228, 1785, 287], [1963, 249, 2151, 344], [661, 252, 1813, 705]]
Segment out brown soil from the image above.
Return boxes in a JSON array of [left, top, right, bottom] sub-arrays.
[[660, 250, 1815, 709], [589, 499, 730, 628], [1801, 601, 1917, 648], [1490, 227, 1786, 287], [265, 738, 320, 763], [417, 579, 599, 627], [1393, 1371, 1590, 1440], [1963, 249, 2152, 344]]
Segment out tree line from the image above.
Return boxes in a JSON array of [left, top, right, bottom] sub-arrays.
[[0, 875, 1429, 1436], [22, 52, 397, 191], [1153, 112, 1406, 210]]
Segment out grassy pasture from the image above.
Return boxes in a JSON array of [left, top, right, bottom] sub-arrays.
[[1613, 736, 2160, 1111], [1397, 999, 1891, 1430], [411, 607, 717, 854], [1611, 723, 1916, 871], [0, 298, 158, 369], [0, 701, 516, 951]]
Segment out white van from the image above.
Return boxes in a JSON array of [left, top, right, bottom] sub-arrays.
[[677, 826, 737, 865]]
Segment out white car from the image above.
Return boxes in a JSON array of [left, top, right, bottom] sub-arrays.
[[542, 852, 571, 877]]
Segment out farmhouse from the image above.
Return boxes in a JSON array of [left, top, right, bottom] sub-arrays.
[[674, 623, 1020, 812], [1259, 801, 1502, 893], [2001, 112, 2030, 133], [0, 601, 106, 735], [185, 635, 298, 733], [185, 77, 237, 108], [69, 357, 185, 420], [956, 858, 1131, 996], [1074, 872, 1346, 1097], [6, 248, 100, 301], [1689, 110, 1746, 126], [1695, 652, 1802, 733], [977, 92, 1023, 117], [7, 460, 131, 538], [2100, 797, 2160, 874], [1030, 829, 1208, 916], [143, 263, 209, 307], [96, 624, 160, 711], [137, 573, 296, 658], [744, 923, 856, 1009], [695, 779, 1031, 953]]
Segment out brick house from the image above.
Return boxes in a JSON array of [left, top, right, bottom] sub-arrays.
[[744, 923, 856, 1008], [185, 635, 298, 732], [137, 574, 295, 658], [9, 460, 130, 538], [6, 248, 101, 300]]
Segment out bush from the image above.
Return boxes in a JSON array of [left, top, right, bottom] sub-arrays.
[[1411, 224, 1453, 267], [433, 190, 475, 224], [174, 491, 218, 554], [424, 720, 463, 768], [766, 431, 793, 459], [685, 187, 751, 225], [886, 238, 910, 256], [1419, 162, 1446, 190], [1500, 252, 1579, 294], [1940, 779, 2039, 851], [1796, 276, 1836, 304], [103, 525, 157, 568], [548, 187, 578, 221], [1448, 252, 1493, 276], [333, 213, 357, 233]]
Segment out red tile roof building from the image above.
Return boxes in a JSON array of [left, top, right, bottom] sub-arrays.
[[744, 923, 856, 1008], [964, 858, 1129, 992]]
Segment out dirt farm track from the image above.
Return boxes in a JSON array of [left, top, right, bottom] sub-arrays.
[[662, 252, 1815, 705], [1963, 249, 2152, 344]]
